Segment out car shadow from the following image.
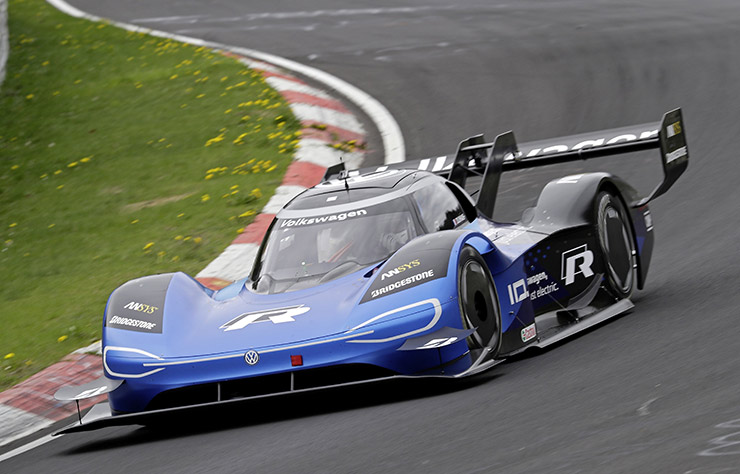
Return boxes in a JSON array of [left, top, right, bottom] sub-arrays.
[[62, 372, 501, 455]]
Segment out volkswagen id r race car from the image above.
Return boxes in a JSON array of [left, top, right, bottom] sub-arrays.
[[54, 108, 688, 434]]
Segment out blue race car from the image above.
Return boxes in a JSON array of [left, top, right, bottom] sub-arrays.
[[55, 109, 687, 434]]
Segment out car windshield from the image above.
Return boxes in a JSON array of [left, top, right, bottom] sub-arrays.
[[252, 200, 420, 293]]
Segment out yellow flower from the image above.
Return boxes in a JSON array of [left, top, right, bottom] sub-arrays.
[[238, 210, 255, 218], [230, 185, 239, 190], [201, 194, 210, 202], [57, 185, 64, 190], [131, 219, 139, 224], [169, 74, 178, 80], [9, 223, 17, 228], [174, 235, 183, 240], [171, 255, 180, 262], [157, 251, 166, 257], [42, 60, 50, 66], [53, 90, 60, 96], [26, 94, 34, 100], [193, 237, 202, 244], [80, 156, 92, 163], [237, 227, 245, 233], [143, 242, 155, 250], [67, 161, 78, 168], [57, 335, 68, 342], [250, 188, 263, 199], [205, 174, 214, 180], [3, 353, 14, 360], [204, 133, 225, 147], [48, 224, 55, 229], [177, 213, 185, 218], [196, 94, 205, 99]]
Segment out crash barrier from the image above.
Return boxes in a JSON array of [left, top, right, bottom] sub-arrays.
[[0, 0, 7, 87]]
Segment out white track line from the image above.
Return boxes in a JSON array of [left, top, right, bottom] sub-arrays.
[[46, 0, 405, 165], [0, 434, 55, 463]]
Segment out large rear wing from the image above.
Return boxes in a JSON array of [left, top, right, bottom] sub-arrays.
[[330, 108, 688, 218]]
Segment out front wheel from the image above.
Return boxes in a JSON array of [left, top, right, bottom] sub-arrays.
[[458, 246, 502, 356], [594, 191, 636, 299]]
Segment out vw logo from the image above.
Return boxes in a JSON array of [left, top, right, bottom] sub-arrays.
[[244, 350, 260, 366]]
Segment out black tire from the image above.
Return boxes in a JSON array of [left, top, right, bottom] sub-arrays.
[[458, 246, 502, 355], [594, 191, 636, 299]]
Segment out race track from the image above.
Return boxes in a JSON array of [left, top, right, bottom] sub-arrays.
[[5, 0, 740, 472]]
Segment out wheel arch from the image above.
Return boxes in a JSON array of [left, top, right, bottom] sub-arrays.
[[528, 172, 652, 290]]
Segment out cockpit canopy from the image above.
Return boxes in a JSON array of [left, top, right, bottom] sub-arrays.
[[251, 171, 471, 294]]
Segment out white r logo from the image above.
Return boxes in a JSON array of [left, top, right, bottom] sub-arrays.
[[562, 245, 594, 285]]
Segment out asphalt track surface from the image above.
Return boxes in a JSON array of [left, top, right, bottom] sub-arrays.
[[5, 1, 740, 472]]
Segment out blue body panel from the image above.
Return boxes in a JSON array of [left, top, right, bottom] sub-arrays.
[[103, 231, 511, 413]]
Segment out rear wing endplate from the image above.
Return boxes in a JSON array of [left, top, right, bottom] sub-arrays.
[[330, 108, 688, 217]]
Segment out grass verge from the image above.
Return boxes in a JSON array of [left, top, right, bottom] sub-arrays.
[[0, 0, 301, 390]]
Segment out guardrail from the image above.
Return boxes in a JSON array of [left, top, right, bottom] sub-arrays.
[[0, 0, 8, 87]]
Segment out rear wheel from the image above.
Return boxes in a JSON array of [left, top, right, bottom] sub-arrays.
[[458, 246, 502, 356], [595, 191, 636, 299]]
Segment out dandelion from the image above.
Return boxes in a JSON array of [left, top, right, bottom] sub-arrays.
[[57, 335, 68, 343], [3, 353, 14, 360], [26, 94, 34, 100], [53, 91, 60, 96], [48, 224, 55, 229], [230, 185, 239, 190], [80, 156, 92, 163], [177, 213, 185, 218], [193, 237, 202, 244], [42, 60, 49, 66], [205, 174, 214, 180], [174, 235, 183, 240], [57, 185, 64, 190], [169, 74, 178, 80], [143, 242, 154, 250], [250, 188, 262, 199], [224, 109, 232, 114], [239, 210, 255, 218], [9, 223, 17, 228], [157, 251, 166, 257], [237, 227, 245, 233], [67, 161, 78, 168], [184, 236, 191, 241], [131, 219, 139, 224], [171, 256, 180, 262], [204, 133, 225, 146], [201, 194, 210, 202], [74, 79, 82, 84]]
